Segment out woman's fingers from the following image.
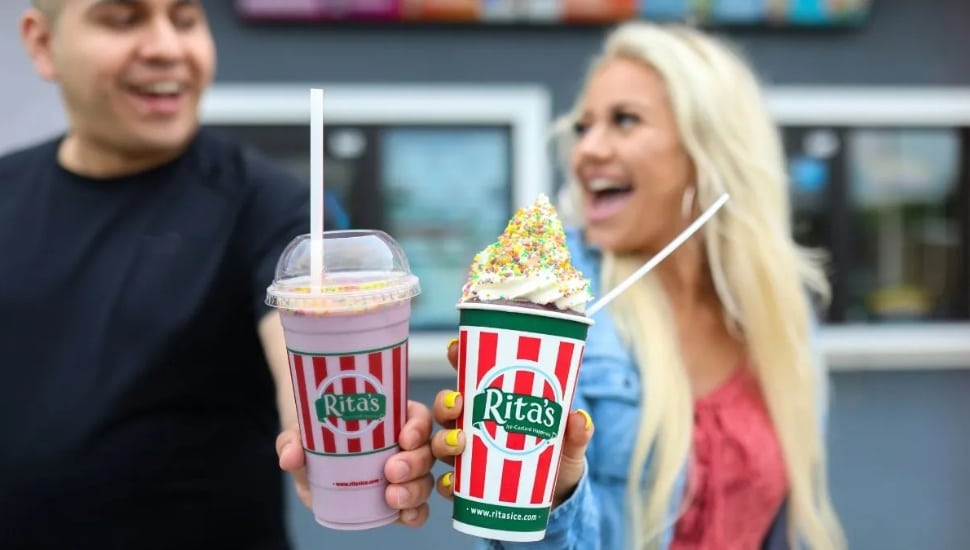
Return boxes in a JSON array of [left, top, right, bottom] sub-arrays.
[[447, 337, 459, 370], [552, 409, 594, 505], [430, 426, 465, 467], [436, 471, 455, 501], [432, 389, 462, 428]]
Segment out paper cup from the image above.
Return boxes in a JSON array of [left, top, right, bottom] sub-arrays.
[[281, 304, 409, 529], [451, 302, 593, 542], [267, 230, 420, 530]]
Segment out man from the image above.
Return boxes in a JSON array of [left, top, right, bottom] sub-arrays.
[[0, 1, 434, 548]]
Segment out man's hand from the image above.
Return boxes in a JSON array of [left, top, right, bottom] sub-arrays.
[[384, 400, 435, 526], [276, 399, 435, 528], [276, 427, 311, 509]]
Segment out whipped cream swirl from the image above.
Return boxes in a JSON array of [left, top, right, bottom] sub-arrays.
[[460, 195, 592, 314]]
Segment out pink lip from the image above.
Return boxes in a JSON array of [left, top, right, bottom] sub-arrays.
[[126, 89, 187, 117], [584, 189, 632, 223]]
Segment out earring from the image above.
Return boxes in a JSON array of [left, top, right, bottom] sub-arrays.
[[681, 186, 696, 221]]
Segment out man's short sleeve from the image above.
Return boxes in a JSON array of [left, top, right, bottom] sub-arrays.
[[232, 148, 344, 323]]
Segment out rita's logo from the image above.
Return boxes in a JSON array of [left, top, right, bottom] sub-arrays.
[[315, 372, 386, 437], [471, 364, 564, 457]]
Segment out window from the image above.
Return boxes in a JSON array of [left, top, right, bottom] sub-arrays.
[[784, 126, 969, 323], [201, 85, 550, 331]]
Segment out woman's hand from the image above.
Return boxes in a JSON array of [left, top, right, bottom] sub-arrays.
[[430, 338, 595, 506]]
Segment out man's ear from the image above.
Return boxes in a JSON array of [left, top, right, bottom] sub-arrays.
[[21, 8, 58, 82]]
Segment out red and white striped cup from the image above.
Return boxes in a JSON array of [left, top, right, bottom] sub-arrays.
[[452, 302, 593, 542], [267, 231, 421, 530], [281, 304, 410, 530]]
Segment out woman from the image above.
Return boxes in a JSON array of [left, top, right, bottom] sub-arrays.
[[431, 22, 845, 549]]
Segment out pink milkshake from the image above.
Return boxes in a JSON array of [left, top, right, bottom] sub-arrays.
[[267, 230, 420, 530]]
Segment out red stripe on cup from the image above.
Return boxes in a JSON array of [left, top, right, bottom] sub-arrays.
[[485, 372, 503, 441], [312, 356, 328, 388], [505, 370, 535, 451], [368, 352, 385, 451], [568, 347, 586, 412], [466, 330, 501, 500], [477, 332, 498, 385], [393, 345, 403, 450], [498, 338, 539, 502], [470, 436, 488, 499], [554, 342, 575, 399], [507, 336, 540, 451], [340, 356, 362, 454], [313, 356, 336, 453], [546, 342, 577, 502], [531, 446, 554, 504], [401, 342, 408, 444], [455, 330, 468, 494], [517, 336, 541, 361], [499, 459, 522, 503], [480, 333, 500, 442], [292, 354, 316, 452]]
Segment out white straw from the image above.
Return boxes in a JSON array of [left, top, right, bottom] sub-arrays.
[[585, 193, 730, 317], [310, 88, 324, 289]]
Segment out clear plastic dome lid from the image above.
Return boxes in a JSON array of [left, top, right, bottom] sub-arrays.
[[266, 230, 420, 314]]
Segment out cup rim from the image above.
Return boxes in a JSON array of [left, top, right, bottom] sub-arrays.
[[457, 301, 594, 325]]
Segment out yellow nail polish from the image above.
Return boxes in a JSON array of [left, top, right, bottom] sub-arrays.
[[577, 409, 593, 430], [443, 391, 460, 409], [441, 472, 453, 488], [446, 337, 459, 352], [445, 429, 461, 447]]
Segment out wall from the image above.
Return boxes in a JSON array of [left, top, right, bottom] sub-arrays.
[[0, 3, 64, 154], [2, 0, 969, 548], [202, 3, 970, 547], [203, 0, 970, 113]]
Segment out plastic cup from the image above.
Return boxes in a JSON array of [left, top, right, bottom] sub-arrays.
[[451, 301, 593, 542], [266, 230, 420, 530]]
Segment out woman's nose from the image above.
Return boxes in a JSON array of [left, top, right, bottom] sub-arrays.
[[574, 125, 613, 161]]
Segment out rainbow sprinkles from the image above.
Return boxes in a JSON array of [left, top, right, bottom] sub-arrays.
[[461, 194, 592, 313]]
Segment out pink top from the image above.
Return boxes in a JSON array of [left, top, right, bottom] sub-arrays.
[[670, 368, 788, 550]]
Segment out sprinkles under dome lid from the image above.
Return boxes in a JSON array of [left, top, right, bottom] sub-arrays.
[[266, 230, 420, 314]]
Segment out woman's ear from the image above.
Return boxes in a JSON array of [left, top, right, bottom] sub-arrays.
[[21, 9, 58, 82]]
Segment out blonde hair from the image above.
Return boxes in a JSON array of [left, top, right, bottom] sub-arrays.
[[557, 22, 844, 549]]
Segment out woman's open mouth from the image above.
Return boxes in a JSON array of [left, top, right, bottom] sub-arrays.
[[584, 178, 634, 223]]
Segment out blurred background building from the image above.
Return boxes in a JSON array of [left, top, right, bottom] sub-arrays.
[[2, 0, 968, 548]]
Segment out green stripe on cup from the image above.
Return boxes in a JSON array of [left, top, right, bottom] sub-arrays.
[[453, 496, 550, 532], [459, 307, 590, 340]]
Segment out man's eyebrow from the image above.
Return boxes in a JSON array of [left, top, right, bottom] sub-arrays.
[[89, 0, 138, 7], [88, 0, 204, 8], [86, 0, 202, 13], [86, 0, 138, 13]]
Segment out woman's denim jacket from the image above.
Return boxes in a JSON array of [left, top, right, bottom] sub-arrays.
[[478, 229, 805, 550]]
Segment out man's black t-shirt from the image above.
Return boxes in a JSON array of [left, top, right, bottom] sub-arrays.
[[0, 130, 328, 549]]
